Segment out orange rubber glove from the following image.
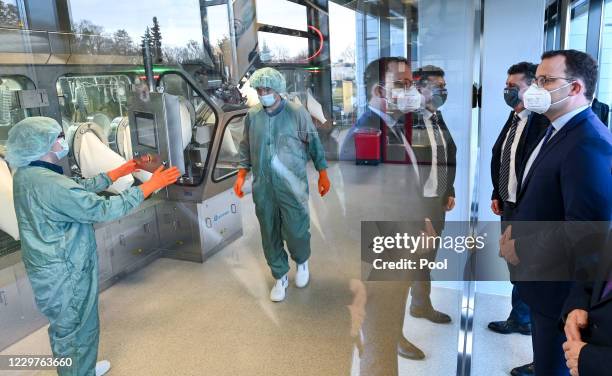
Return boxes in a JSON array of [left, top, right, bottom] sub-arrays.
[[138, 166, 181, 198], [233, 168, 248, 198], [107, 159, 137, 182], [318, 169, 330, 197]]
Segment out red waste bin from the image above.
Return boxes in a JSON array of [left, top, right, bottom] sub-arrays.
[[354, 128, 381, 165]]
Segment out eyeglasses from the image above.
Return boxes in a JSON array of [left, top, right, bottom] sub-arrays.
[[381, 80, 414, 90], [534, 76, 574, 88]]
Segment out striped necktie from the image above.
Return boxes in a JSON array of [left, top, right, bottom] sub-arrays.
[[499, 114, 520, 202], [430, 113, 448, 197]]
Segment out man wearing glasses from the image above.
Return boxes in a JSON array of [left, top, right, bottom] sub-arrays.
[[339, 56, 420, 172], [498, 50, 612, 375]]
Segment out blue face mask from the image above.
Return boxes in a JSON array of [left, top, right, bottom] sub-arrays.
[[259, 93, 277, 107], [53, 138, 69, 160]]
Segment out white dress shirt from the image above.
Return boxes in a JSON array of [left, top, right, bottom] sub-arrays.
[[368, 105, 420, 180], [522, 105, 589, 184], [500, 109, 530, 203], [421, 110, 448, 197]]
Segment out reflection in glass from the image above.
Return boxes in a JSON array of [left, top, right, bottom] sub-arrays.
[[257, 31, 309, 63], [213, 116, 245, 180]]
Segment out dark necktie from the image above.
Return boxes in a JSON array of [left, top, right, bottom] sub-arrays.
[[541, 124, 555, 147], [499, 114, 520, 202], [430, 113, 447, 197]]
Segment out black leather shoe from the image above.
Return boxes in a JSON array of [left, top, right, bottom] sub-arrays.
[[488, 320, 531, 335], [410, 306, 452, 324], [397, 337, 425, 360], [510, 362, 534, 376]]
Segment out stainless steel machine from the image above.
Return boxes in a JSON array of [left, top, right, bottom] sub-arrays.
[[127, 85, 247, 263], [0, 64, 249, 350]]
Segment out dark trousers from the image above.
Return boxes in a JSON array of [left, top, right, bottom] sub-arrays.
[[503, 202, 531, 326], [509, 284, 531, 325], [411, 196, 446, 309], [530, 309, 569, 376]]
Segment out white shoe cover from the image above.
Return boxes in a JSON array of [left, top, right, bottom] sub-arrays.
[[95, 360, 111, 376], [295, 261, 310, 288], [270, 274, 288, 302]]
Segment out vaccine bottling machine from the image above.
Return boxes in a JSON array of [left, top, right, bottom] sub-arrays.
[[0, 63, 249, 350]]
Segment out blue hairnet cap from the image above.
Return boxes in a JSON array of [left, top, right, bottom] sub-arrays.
[[6, 117, 62, 168], [250, 67, 286, 94]]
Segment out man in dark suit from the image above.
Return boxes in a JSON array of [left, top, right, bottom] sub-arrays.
[[499, 49, 612, 375], [562, 265, 612, 376], [488, 62, 550, 376], [338, 57, 431, 374], [408, 65, 457, 324], [339, 56, 420, 169]]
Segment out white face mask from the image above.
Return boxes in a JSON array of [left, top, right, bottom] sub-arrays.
[[523, 82, 573, 114], [386, 86, 422, 113]]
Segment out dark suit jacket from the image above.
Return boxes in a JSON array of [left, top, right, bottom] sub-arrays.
[[490, 111, 549, 203], [512, 108, 612, 318], [562, 278, 612, 376], [411, 110, 457, 200]]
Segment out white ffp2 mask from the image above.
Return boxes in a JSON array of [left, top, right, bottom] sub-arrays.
[[523, 82, 573, 114], [387, 87, 422, 113]]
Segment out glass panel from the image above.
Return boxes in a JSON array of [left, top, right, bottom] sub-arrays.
[[569, 0, 590, 51], [206, 4, 231, 54], [598, 0, 612, 126], [0, 76, 32, 131], [56, 75, 131, 125], [257, 31, 309, 63], [212, 115, 246, 181], [255, 0, 307, 31], [0, 1, 489, 375], [68, 1, 213, 66]]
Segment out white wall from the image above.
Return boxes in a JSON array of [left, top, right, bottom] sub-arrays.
[[478, 0, 546, 222]]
